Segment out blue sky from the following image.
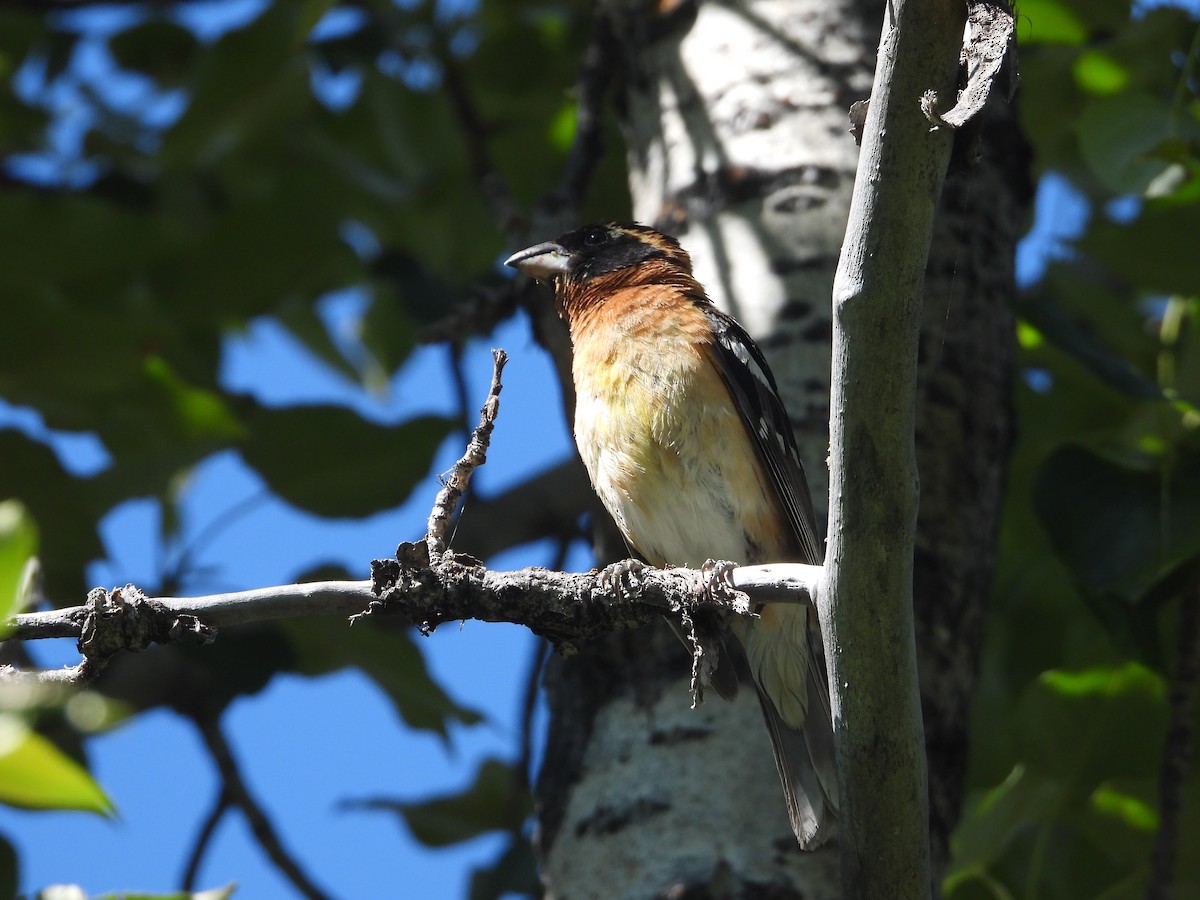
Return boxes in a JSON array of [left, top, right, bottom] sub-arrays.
[[3, 306, 585, 898]]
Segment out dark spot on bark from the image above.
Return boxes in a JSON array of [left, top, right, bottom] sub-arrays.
[[801, 319, 832, 342]]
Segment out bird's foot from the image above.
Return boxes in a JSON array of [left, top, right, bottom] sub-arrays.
[[697, 558, 738, 594], [598, 558, 646, 596], [696, 559, 753, 616]]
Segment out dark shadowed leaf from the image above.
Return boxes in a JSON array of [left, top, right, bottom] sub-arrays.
[[1033, 443, 1200, 604], [0, 434, 107, 600], [468, 834, 539, 900], [237, 402, 453, 518], [950, 766, 1062, 875], [282, 618, 482, 738], [0, 834, 15, 900], [344, 758, 529, 847], [1080, 202, 1200, 296], [1015, 281, 1162, 400], [108, 19, 200, 85], [1077, 91, 1175, 194], [1016, 664, 1167, 787]]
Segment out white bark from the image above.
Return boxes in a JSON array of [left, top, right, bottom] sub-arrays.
[[536, 0, 1026, 895], [538, 2, 869, 896]]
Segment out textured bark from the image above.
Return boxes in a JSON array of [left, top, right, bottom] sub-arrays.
[[535, 0, 1029, 895]]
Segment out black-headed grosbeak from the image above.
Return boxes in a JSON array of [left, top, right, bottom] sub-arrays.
[[506, 221, 838, 849]]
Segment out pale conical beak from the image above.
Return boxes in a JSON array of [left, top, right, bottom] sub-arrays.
[[504, 241, 572, 281]]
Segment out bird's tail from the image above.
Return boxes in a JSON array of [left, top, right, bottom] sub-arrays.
[[752, 657, 839, 848], [740, 608, 839, 848]]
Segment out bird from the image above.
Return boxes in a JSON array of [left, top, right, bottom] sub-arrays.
[[505, 221, 838, 849]]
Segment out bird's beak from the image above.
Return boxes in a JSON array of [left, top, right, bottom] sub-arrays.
[[504, 241, 572, 281]]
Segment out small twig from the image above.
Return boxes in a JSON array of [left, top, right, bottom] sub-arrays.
[[549, 7, 618, 210], [0, 658, 104, 687], [181, 787, 232, 891], [1146, 573, 1200, 900], [439, 51, 524, 238], [194, 713, 332, 900], [426, 348, 508, 562]]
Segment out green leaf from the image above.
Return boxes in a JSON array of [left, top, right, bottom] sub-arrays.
[[1076, 91, 1174, 194], [468, 834, 539, 900], [346, 758, 530, 847], [0, 500, 37, 631], [1089, 781, 1156, 832], [142, 356, 245, 444], [282, 618, 482, 737], [0, 715, 114, 815], [237, 402, 453, 518], [84, 885, 237, 900], [1016, 663, 1167, 787], [1017, 0, 1088, 45], [1080, 202, 1200, 296], [1034, 444, 1200, 604], [1072, 50, 1128, 95], [950, 765, 1061, 873]]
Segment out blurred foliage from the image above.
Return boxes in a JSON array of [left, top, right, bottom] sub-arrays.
[[343, 757, 538, 899], [947, 1, 1200, 898], [0, 0, 627, 894]]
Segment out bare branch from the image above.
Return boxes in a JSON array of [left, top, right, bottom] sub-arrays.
[[181, 788, 232, 892], [1146, 572, 1200, 900], [427, 348, 507, 561], [447, 459, 593, 560], [4, 563, 820, 675], [194, 713, 332, 900], [439, 53, 525, 238]]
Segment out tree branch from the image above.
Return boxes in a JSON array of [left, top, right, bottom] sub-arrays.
[[1146, 572, 1200, 900], [5, 562, 818, 667], [427, 348, 507, 561], [194, 713, 332, 900], [548, 6, 618, 212], [822, 0, 968, 896], [181, 787, 232, 892], [438, 51, 525, 238]]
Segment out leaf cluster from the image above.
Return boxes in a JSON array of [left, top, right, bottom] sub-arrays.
[[0, 0, 619, 894], [948, 2, 1200, 897]]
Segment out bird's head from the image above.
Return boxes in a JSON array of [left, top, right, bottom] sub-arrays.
[[505, 222, 695, 318]]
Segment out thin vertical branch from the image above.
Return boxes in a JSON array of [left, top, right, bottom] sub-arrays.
[[426, 349, 508, 561], [181, 788, 233, 891], [822, 0, 966, 896], [1146, 574, 1200, 900], [194, 713, 333, 900]]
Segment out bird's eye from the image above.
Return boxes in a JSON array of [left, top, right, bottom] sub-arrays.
[[582, 227, 609, 247]]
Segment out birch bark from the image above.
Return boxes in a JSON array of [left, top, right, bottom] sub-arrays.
[[536, 1, 1028, 894]]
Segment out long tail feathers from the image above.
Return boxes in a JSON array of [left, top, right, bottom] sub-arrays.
[[754, 678, 839, 848], [753, 624, 839, 849]]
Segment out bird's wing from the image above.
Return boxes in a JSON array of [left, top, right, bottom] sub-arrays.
[[704, 307, 823, 566]]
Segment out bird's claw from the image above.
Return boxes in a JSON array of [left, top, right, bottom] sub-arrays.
[[697, 559, 738, 593], [697, 559, 752, 615], [598, 558, 646, 596]]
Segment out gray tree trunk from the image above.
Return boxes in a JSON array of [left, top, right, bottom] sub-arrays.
[[536, 1, 1029, 895]]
